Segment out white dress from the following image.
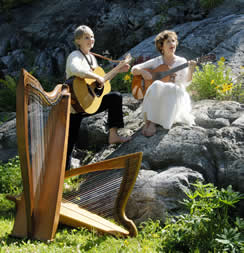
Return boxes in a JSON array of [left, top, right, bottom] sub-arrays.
[[131, 55, 195, 129]]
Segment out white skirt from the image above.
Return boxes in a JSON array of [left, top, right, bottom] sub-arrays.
[[142, 80, 195, 129]]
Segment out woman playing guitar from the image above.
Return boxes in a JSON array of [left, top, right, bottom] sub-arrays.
[[65, 25, 131, 170], [131, 30, 197, 137]]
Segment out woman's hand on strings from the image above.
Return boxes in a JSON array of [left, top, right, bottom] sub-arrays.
[[95, 75, 105, 88], [119, 63, 130, 73]]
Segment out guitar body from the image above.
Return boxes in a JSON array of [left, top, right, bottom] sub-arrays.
[[73, 66, 111, 114], [131, 64, 171, 100]]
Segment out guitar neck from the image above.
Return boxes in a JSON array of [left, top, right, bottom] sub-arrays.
[[155, 62, 189, 80], [104, 65, 120, 81]]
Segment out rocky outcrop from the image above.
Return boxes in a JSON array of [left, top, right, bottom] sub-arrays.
[[0, 0, 243, 81], [0, 0, 244, 223], [2, 98, 243, 221]]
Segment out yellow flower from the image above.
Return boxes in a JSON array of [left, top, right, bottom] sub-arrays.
[[124, 74, 131, 81], [152, 233, 160, 238], [124, 240, 129, 246], [220, 57, 225, 62], [210, 80, 215, 85]]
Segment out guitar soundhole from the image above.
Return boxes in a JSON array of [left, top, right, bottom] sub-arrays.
[[94, 82, 104, 97]]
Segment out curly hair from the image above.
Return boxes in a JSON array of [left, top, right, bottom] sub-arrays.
[[155, 30, 178, 54]]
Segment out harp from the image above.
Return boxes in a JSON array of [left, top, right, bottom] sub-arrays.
[[8, 69, 142, 241]]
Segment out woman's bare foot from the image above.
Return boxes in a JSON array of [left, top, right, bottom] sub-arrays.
[[142, 120, 150, 136], [108, 127, 131, 144], [142, 121, 156, 137], [144, 122, 156, 137], [109, 135, 131, 144]]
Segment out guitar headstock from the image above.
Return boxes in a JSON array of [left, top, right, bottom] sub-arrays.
[[197, 54, 216, 64]]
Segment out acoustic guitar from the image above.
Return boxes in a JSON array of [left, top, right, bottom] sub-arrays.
[[131, 54, 216, 100], [73, 54, 132, 114]]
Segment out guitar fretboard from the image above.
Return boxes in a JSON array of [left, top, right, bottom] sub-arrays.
[[153, 62, 189, 81]]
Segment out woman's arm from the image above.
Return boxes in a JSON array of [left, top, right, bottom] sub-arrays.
[[186, 60, 197, 82], [131, 56, 161, 80]]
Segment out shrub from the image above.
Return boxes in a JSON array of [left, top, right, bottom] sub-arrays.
[[0, 75, 17, 112], [188, 57, 242, 101], [0, 0, 35, 10], [110, 71, 132, 93], [159, 182, 244, 252], [0, 156, 22, 195], [199, 0, 225, 9]]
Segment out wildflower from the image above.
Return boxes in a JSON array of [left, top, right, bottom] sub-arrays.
[[210, 80, 215, 85], [123, 74, 131, 81], [124, 240, 129, 246], [220, 57, 225, 62], [152, 233, 159, 238]]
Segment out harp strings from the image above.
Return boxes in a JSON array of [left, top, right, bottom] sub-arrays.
[[63, 169, 124, 217], [27, 84, 56, 207]]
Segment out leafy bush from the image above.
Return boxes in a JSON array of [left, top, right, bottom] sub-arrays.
[[0, 75, 17, 112], [110, 71, 132, 93], [188, 57, 243, 101], [0, 156, 22, 195], [0, 0, 35, 10], [159, 181, 244, 252], [199, 0, 225, 9]]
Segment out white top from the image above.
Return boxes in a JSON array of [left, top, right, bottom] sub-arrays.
[[132, 55, 195, 129], [65, 50, 98, 80]]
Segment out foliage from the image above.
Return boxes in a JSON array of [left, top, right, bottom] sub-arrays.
[[0, 0, 36, 10], [110, 71, 132, 93], [199, 0, 225, 9], [0, 75, 17, 112], [159, 181, 244, 252], [188, 57, 243, 101], [0, 156, 22, 195], [231, 66, 244, 103]]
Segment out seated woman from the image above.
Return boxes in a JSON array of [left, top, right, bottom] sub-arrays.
[[131, 30, 196, 136], [65, 25, 131, 170]]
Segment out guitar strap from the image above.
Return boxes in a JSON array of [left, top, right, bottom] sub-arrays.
[[91, 52, 121, 63], [79, 49, 122, 69], [79, 49, 95, 70]]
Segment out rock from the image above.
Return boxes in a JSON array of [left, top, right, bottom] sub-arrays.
[[127, 167, 204, 224]]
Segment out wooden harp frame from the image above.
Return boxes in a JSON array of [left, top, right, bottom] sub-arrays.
[[9, 69, 142, 241]]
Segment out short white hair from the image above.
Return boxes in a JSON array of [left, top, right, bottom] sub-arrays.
[[74, 25, 93, 48]]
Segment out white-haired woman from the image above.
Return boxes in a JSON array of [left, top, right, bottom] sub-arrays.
[[65, 25, 130, 170]]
